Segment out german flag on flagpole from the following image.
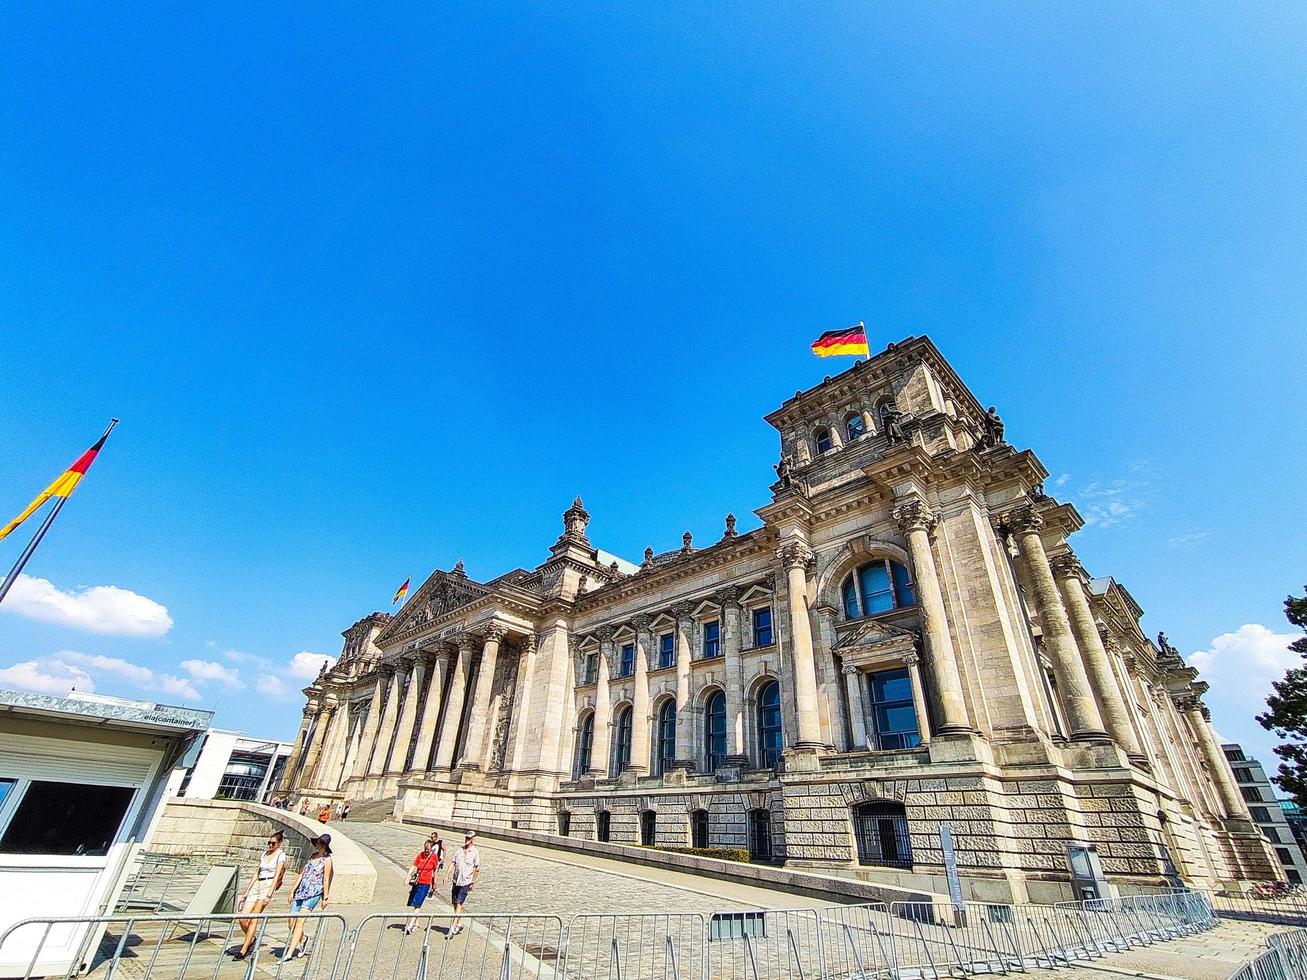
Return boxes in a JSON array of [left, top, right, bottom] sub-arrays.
[[392, 577, 411, 605], [810, 321, 870, 358], [0, 420, 118, 542]]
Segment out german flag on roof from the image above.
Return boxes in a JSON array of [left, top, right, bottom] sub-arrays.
[[810, 322, 869, 358]]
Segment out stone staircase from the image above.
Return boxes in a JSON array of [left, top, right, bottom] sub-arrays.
[[344, 797, 397, 823]]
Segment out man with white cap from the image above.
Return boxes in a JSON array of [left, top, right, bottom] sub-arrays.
[[447, 830, 481, 937]]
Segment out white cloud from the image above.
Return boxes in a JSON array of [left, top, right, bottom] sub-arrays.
[[256, 674, 291, 699], [1075, 476, 1149, 529], [0, 658, 95, 696], [1188, 624, 1301, 757], [180, 659, 244, 689], [287, 651, 335, 679], [56, 650, 202, 701], [206, 640, 272, 669], [1053, 473, 1071, 487], [3, 575, 172, 636], [1167, 530, 1215, 549]]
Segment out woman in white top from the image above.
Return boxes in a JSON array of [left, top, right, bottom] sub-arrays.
[[234, 830, 287, 960]]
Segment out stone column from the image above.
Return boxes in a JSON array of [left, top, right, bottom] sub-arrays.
[[387, 657, 423, 774], [367, 666, 402, 775], [410, 651, 445, 774], [306, 701, 341, 787], [719, 587, 747, 762], [671, 603, 695, 769], [590, 628, 614, 776], [1007, 506, 1106, 740], [893, 497, 972, 735], [508, 634, 538, 772], [903, 650, 932, 745], [434, 636, 475, 770], [779, 543, 823, 750], [1177, 693, 1249, 822], [628, 615, 652, 774], [281, 706, 317, 790], [350, 675, 386, 779], [1052, 554, 1144, 759], [842, 664, 869, 749], [460, 625, 504, 769]]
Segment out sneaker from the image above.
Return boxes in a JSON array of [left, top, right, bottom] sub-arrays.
[[294, 948, 307, 959], [451, 925, 463, 937]]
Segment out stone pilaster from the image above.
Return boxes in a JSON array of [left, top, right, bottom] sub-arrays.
[[281, 705, 317, 791], [719, 587, 747, 762], [590, 628, 614, 777], [307, 700, 343, 787], [779, 543, 823, 752], [893, 496, 972, 735], [671, 602, 695, 769], [461, 625, 505, 769], [367, 666, 402, 775], [350, 675, 385, 780], [1007, 506, 1107, 741], [434, 636, 475, 770], [387, 657, 423, 775], [628, 615, 652, 774], [842, 663, 869, 749], [1052, 553, 1144, 760], [508, 634, 538, 772], [1176, 693, 1249, 823], [409, 651, 445, 774]]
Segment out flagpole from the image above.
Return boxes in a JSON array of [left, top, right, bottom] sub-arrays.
[[859, 321, 869, 362], [0, 495, 69, 607], [0, 418, 119, 609]]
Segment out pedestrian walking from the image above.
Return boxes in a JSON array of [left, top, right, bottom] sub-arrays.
[[318, 803, 331, 824], [446, 831, 480, 938], [233, 831, 286, 960], [341, 800, 351, 820], [299, 799, 310, 816], [403, 839, 442, 934], [284, 834, 333, 960]]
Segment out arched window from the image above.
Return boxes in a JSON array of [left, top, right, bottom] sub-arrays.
[[845, 413, 866, 441], [575, 711, 595, 780], [757, 680, 783, 768], [704, 691, 727, 771], [841, 559, 915, 619], [853, 801, 913, 868], [613, 705, 633, 776], [656, 700, 677, 776], [814, 427, 833, 454]]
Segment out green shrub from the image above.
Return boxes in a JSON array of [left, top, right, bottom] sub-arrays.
[[648, 845, 752, 863]]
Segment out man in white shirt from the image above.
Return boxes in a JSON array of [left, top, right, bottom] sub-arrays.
[[448, 830, 481, 937]]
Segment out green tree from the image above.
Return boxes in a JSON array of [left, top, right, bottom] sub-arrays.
[[1258, 587, 1307, 804]]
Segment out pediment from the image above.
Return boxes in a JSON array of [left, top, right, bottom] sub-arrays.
[[377, 570, 491, 643], [835, 619, 919, 655]]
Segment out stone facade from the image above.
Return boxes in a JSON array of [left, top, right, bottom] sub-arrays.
[[284, 336, 1277, 903]]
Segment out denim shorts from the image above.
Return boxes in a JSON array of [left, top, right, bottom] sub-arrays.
[[290, 894, 321, 914], [451, 883, 471, 906], [407, 883, 431, 909]]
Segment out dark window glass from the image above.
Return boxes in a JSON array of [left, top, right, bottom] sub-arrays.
[[597, 811, 611, 842], [1232, 768, 1254, 783], [853, 801, 913, 869], [748, 808, 772, 862], [691, 809, 709, 849], [891, 561, 915, 608], [614, 707, 633, 775], [656, 701, 677, 776], [842, 578, 860, 619], [658, 633, 675, 669], [866, 667, 920, 750], [704, 692, 727, 771], [640, 810, 656, 846], [558, 812, 571, 836], [1225, 747, 1246, 762], [1277, 848, 1294, 865], [703, 622, 720, 659], [1250, 807, 1272, 822], [0, 781, 135, 856], [752, 607, 773, 647], [619, 643, 635, 678], [584, 654, 598, 685], [815, 428, 832, 454], [576, 713, 595, 779], [1241, 786, 1264, 803], [0, 780, 14, 812], [1290, 869, 1303, 884], [846, 414, 865, 441], [757, 681, 784, 768]]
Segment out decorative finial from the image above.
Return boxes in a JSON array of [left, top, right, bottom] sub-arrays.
[[561, 496, 591, 541], [452, 559, 466, 577], [723, 513, 737, 538], [642, 546, 654, 566], [682, 531, 693, 553], [609, 560, 619, 574]]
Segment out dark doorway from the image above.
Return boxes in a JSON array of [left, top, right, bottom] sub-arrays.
[[853, 801, 913, 868], [690, 809, 709, 849], [640, 810, 656, 846], [748, 808, 772, 862], [596, 810, 611, 843]]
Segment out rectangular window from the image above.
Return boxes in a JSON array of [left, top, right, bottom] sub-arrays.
[[866, 667, 921, 750], [1277, 848, 1294, 865], [0, 781, 135, 857], [1225, 747, 1246, 762], [1241, 786, 1264, 804], [703, 621, 720, 659], [752, 607, 773, 647], [1250, 807, 1272, 823], [619, 643, 635, 678], [658, 633, 675, 669], [583, 653, 598, 685], [1232, 768, 1254, 783]]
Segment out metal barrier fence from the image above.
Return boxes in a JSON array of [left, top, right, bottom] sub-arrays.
[[116, 853, 236, 914], [1213, 890, 1307, 926], [0, 891, 1226, 980], [344, 913, 564, 980], [0, 911, 350, 980], [1229, 930, 1307, 980]]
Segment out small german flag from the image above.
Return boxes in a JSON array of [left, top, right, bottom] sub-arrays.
[[392, 577, 410, 605], [810, 322, 869, 358], [0, 422, 117, 542]]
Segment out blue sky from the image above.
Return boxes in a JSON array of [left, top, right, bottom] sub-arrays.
[[0, 4, 1303, 771]]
